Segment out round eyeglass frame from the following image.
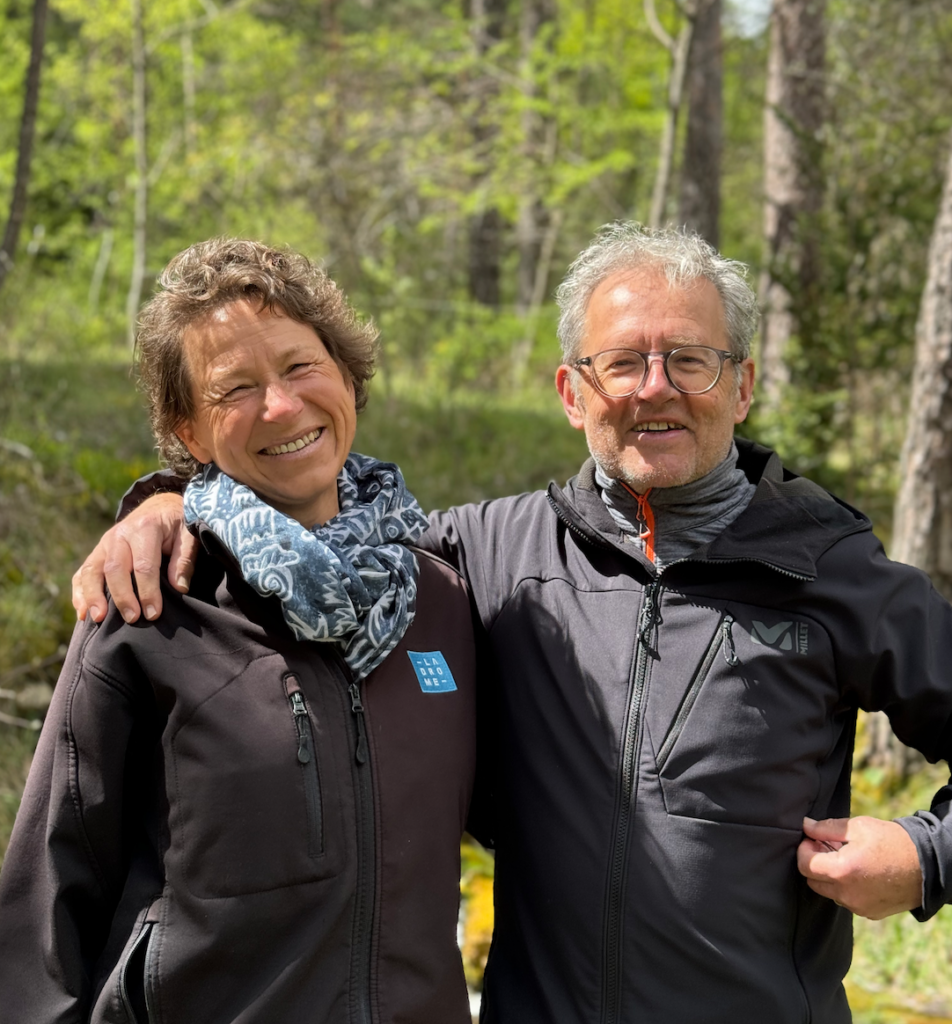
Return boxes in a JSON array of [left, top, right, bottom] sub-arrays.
[[573, 346, 739, 398]]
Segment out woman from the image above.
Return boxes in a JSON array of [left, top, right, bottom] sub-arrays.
[[0, 239, 477, 1024]]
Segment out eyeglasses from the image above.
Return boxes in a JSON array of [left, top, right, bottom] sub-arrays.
[[573, 346, 738, 398]]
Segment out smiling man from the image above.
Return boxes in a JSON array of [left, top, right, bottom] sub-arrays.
[[73, 224, 952, 1023]]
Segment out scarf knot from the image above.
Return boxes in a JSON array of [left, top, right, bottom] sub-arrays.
[[183, 453, 429, 680]]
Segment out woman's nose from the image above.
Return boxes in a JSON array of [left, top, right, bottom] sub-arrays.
[[261, 381, 302, 420]]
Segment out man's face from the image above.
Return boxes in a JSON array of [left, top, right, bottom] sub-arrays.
[[555, 268, 754, 492]]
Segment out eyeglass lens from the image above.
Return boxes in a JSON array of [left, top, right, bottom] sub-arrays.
[[591, 347, 724, 396]]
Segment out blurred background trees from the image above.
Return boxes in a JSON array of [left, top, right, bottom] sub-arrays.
[[3, 0, 952, 1018]]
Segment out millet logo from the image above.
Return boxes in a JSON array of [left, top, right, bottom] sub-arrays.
[[749, 619, 809, 655]]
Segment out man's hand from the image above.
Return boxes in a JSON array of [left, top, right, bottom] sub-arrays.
[[797, 815, 922, 919], [71, 493, 195, 624]]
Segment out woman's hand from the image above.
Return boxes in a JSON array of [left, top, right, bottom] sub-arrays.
[[71, 493, 196, 623]]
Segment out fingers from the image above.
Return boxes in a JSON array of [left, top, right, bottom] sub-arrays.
[[72, 554, 106, 623], [797, 816, 923, 919], [168, 526, 199, 593], [70, 493, 188, 625], [802, 816, 849, 847], [114, 522, 166, 623]]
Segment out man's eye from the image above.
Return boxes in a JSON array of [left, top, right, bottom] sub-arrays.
[[670, 353, 706, 368], [605, 357, 639, 372]]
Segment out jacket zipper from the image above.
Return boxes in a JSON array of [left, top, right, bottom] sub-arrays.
[[655, 614, 737, 774], [601, 578, 662, 1024], [285, 675, 325, 857], [339, 663, 374, 1024], [143, 922, 158, 1024], [118, 918, 154, 1024]]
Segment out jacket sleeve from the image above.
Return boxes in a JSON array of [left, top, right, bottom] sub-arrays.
[[419, 497, 537, 634], [815, 532, 952, 920], [0, 616, 145, 1022], [116, 468, 186, 522]]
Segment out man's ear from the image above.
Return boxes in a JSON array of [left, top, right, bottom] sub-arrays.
[[555, 365, 587, 431], [733, 359, 756, 424], [175, 420, 213, 464]]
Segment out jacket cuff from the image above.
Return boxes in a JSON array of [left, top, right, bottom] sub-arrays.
[[896, 781, 952, 921], [116, 470, 187, 523]]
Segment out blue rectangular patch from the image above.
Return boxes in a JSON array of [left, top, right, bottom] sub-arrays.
[[407, 651, 457, 693]]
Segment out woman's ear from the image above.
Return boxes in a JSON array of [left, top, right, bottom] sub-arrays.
[[175, 421, 213, 464]]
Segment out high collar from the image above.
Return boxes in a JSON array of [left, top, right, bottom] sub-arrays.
[[547, 437, 870, 580]]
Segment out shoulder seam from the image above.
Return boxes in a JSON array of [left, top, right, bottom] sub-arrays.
[[410, 545, 467, 584]]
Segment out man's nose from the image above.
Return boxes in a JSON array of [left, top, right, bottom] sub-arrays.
[[261, 381, 302, 420], [635, 354, 677, 400]]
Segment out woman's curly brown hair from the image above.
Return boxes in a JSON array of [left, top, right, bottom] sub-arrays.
[[136, 238, 378, 477]]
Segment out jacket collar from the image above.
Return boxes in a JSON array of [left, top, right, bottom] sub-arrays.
[[186, 521, 297, 639], [547, 437, 870, 581]]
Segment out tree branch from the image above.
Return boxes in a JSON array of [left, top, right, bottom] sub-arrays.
[[643, 0, 674, 51]]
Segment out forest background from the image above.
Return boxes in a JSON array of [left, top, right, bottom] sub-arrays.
[[2, 0, 952, 1020]]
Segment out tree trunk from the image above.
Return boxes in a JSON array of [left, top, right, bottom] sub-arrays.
[[869, 132, 952, 779], [758, 0, 826, 407], [645, 0, 695, 231], [863, 133, 952, 780], [468, 208, 502, 307], [0, 0, 49, 294], [466, 0, 507, 308], [678, 0, 722, 248], [126, 0, 148, 348], [515, 0, 556, 315]]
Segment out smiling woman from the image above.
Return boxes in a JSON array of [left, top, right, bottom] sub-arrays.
[[0, 239, 480, 1024], [175, 301, 358, 528]]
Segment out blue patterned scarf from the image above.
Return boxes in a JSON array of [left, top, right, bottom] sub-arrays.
[[183, 453, 429, 680]]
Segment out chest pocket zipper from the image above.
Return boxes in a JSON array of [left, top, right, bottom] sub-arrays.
[[285, 674, 325, 858], [656, 615, 737, 773]]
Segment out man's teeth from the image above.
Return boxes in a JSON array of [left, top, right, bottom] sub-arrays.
[[634, 422, 682, 432], [262, 429, 322, 456]]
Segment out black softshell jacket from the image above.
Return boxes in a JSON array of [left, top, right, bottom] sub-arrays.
[[420, 438, 952, 1024], [0, 531, 477, 1024]]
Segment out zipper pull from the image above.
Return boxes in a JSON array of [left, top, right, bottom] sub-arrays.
[[722, 615, 739, 667], [348, 683, 369, 765], [289, 690, 312, 764], [639, 581, 662, 644]]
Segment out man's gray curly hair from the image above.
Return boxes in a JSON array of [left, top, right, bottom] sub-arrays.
[[555, 223, 760, 363]]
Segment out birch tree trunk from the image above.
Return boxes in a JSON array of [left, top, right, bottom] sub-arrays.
[[126, 0, 148, 348], [866, 132, 952, 778], [515, 0, 556, 315], [467, 0, 506, 308], [0, 0, 49, 294], [758, 0, 826, 407], [678, 0, 722, 248], [645, 0, 695, 231]]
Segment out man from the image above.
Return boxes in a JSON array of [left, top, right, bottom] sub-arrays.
[[74, 224, 952, 1023]]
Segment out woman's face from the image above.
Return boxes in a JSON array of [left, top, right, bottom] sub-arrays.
[[176, 299, 357, 527]]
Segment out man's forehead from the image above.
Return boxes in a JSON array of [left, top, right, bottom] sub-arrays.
[[582, 268, 727, 347], [593, 266, 715, 304]]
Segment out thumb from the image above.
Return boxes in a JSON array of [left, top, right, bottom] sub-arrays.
[[803, 816, 850, 845]]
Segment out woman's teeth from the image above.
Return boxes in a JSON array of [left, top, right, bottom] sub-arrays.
[[262, 428, 322, 456]]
